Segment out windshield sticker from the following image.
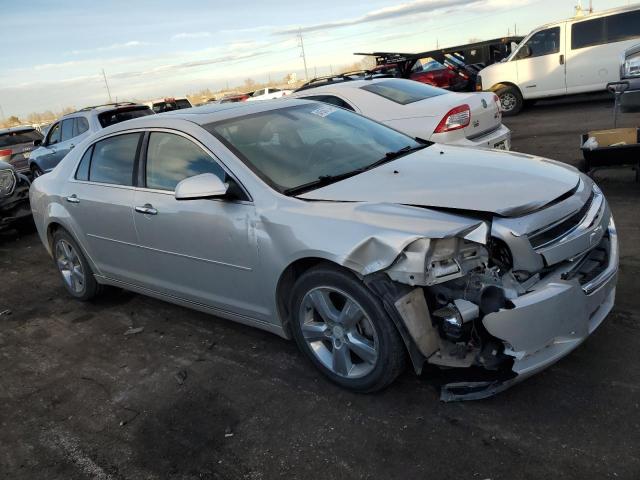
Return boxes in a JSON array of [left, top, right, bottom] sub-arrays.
[[310, 105, 338, 117]]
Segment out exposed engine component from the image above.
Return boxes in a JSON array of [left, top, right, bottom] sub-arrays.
[[432, 299, 479, 341]]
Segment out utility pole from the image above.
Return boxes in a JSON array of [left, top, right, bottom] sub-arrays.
[[102, 69, 112, 103], [589, 0, 593, 13], [0, 104, 5, 121], [297, 28, 309, 81]]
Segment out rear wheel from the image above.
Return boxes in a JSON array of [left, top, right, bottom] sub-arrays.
[[290, 265, 406, 392], [496, 85, 523, 116], [52, 229, 102, 301]]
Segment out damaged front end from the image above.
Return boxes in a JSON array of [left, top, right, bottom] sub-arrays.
[[367, 182, 618, 401]]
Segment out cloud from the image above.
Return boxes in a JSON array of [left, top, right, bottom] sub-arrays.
[[274, 0, 482, 35], [70, 41, 148, 55], [171, 32, 212, 40]]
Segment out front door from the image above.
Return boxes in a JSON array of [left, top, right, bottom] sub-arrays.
[[131, 131, 263, 319], [514, 25, 566, 98]]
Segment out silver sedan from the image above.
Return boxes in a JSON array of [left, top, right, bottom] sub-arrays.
[[29, 99, 618, 400]]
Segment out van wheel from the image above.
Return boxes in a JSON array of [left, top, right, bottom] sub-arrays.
[[290, 265, 406, 392], [497, 86, 523, 116]]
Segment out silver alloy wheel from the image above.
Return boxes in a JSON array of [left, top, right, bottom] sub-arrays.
[[500, 92, 517, 112], [55, 239, 85, 294], [298, 286, 379, 378]]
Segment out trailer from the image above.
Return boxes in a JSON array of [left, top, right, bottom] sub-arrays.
[[355, 36, 523, 91]]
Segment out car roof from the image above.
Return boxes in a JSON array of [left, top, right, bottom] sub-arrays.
[[97, 98, 318, 135], [530, 4, 640, 31], [0, 125, 38, 134]]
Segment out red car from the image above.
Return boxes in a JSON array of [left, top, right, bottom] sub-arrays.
[[371, 61, 467, 91]]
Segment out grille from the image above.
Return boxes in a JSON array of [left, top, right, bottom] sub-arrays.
[[529, 192, 594, 249]]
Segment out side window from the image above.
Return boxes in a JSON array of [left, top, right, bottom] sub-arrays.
[[253, 89, 265, 97], [572, 18, 605, 49], [89, 133, 141, 186], [606, 11, 640, 44], [47, 122, 62, 145], [145, 132, 225, 191], [73, 117, 89, 137], [304, 95, 355, 111], [61, 119, 75, 142], [75, 146, 93, 181], [518, 27, 561, 58]]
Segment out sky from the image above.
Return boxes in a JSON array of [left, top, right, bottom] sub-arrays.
[[0, 0, 633, 118]]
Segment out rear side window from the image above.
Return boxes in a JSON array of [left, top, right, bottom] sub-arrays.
[[606, 10, 640, 43], [145, 132, 225, 190], [572, 18, 606, 49], [61, 119, 75, 141], [302, 95, 355, 111], [73, 117, 90, 136], [360, 79, 446, 105], [75, 146, 93, 181], [89, 133, 141, 186], [98, 107, 153, 128], [0, 129, 43, 147]]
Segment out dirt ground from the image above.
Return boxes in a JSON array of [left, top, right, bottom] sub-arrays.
[[1, 94, 639, 479]]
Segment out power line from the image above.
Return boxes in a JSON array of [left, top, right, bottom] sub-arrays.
[[297, 28, 309, 81]]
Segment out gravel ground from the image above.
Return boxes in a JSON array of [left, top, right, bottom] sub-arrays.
[[1, 95, 639, 479]]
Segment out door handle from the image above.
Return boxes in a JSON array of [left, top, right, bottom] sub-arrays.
[[559, 54, 565, 65], [69, 144, 75, 150], [66, 194, 80, 204], [135, 204, 158, 215]]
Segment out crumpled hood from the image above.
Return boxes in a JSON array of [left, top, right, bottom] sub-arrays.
[[298, 144, 580, 217]]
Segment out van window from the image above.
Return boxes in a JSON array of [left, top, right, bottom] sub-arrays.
[[607, 10, 640, 44], [572, 10, 640, 49], [518, 27, 560, 59], [572, 18, 606, 49]]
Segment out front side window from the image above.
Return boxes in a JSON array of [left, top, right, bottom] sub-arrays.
[[89, 133, 141, 186], [360, 79, 446, 105], [47, 122, 62, 145], [145, 132, 225, 190], [518, 27, 561, 58], [61, 119, 75, 142], [205, 103, 424, 193]]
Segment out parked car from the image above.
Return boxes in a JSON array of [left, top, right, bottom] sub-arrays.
[[0, 160, 31, 233], [219, 93, 250, 103], [291, 77, 510, 150], [477, 4, 640, 115], [28, 102, 153, 177], [247, 87, 293, 101], [30, 100, 617, 400], [0, 126, 44, 174], [145, 97, 192, 113], [371, 61, 467, 91]]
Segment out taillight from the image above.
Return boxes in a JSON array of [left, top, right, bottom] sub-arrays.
[[433, 104, 470, 133], [493, 94, 502, 113], [0, 149, 12, 157]]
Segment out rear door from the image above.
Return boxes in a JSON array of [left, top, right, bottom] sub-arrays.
[[131, 131, 261, 317], [513, 24, 566, 98], [65, 132, 143, 281]]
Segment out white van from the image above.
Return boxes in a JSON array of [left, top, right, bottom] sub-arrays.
[[477, 5, 640, 115]]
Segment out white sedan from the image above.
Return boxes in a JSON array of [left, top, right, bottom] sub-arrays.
[[291, 77, 511, 150], [247, 87, 293, 101]]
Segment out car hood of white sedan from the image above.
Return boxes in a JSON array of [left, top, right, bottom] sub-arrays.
[[298, 144, 580, 217]]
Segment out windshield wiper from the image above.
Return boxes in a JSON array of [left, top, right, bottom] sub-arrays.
[[283, 143, 429, 197]]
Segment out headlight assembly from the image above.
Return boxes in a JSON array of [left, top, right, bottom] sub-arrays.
[[0, 169, 16, 197]]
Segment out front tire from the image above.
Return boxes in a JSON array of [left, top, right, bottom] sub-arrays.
[[290, 265, 406, 392], [496, 85, 524, 116], [52, 229, 101, 301]]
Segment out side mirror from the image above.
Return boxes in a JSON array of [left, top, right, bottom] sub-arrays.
[[518, 45, 532, 59], [33, 139, 42, 147], [175, 173, 228, 200]]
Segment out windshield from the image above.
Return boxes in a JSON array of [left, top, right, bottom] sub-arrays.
[[0, 129, 43, 147], [205, 103, 425, 193], [360, 79, 446, 105]]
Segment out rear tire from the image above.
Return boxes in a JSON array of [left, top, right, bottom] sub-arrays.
[[496, 85, 524, 116], [52, 229, 102, 301], [290, 265, 406, 392]]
